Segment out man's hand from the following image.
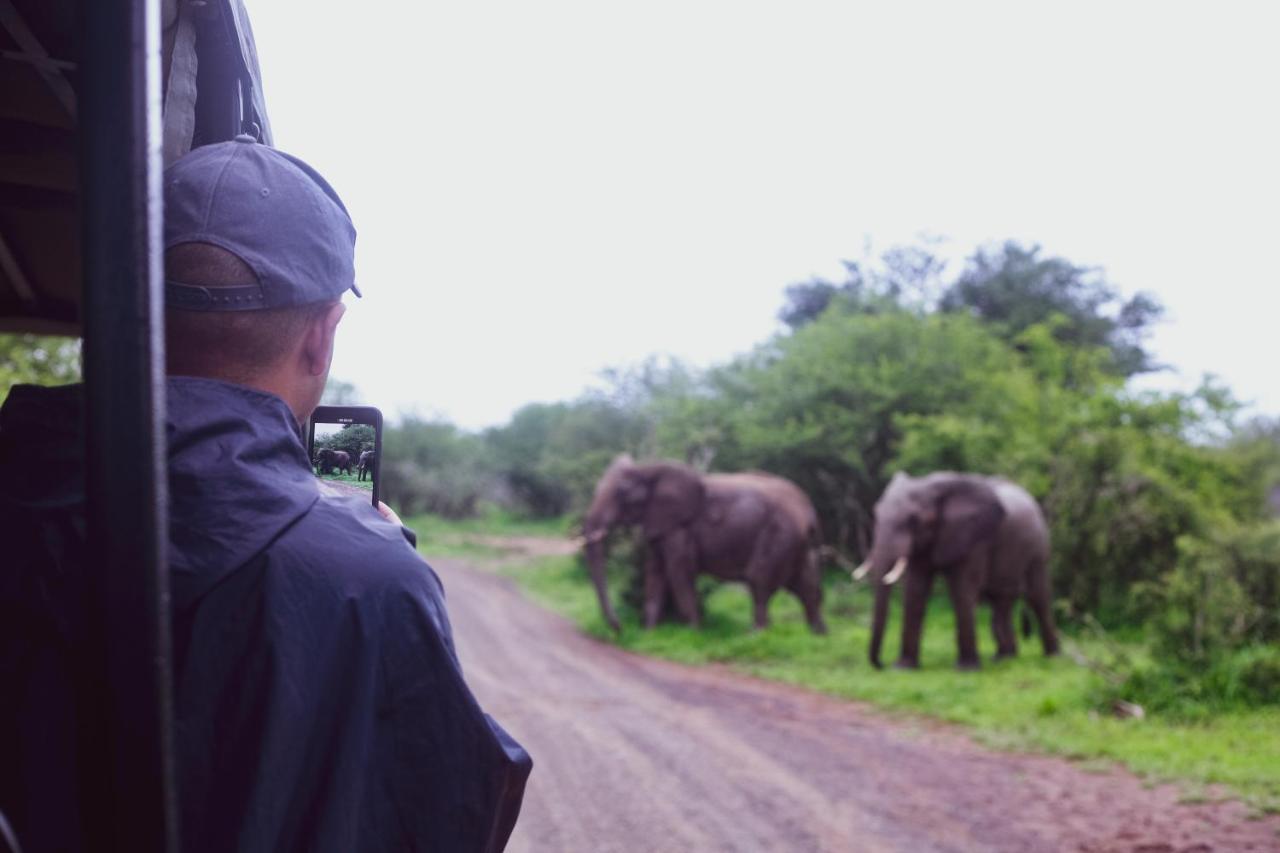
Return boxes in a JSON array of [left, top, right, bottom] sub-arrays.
[[377, 501, 403, 527], [378, 501, 422, 551]]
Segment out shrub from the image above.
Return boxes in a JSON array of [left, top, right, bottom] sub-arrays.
[[1139, 521, 1280, 663], [1111, 646, 1280, 718], [381, 417, 493, 518], [484, 396, 656, 518], [1106, 521, 1280, 716], [380, 460, 484, 519], [1, 334, 81, 398]]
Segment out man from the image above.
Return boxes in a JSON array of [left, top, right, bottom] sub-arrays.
[[0, 137, 530, 851]]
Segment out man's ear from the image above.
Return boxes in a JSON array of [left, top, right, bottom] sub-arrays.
[[303, 301, 346, 377]]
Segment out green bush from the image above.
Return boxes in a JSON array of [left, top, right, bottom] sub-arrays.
[[483, 394, 656, 518], [1139, 521, 1280, 663], [1103, 521, 1280, 716], [1, 333, 81, 398], [381, 417, 493, 518], [1112, 646, 1280, 718]]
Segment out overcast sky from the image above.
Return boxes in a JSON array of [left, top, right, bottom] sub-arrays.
[[251, 1, 1278, 429]]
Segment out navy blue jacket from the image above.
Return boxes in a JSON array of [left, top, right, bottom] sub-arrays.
[[0, 378, 530, 852]]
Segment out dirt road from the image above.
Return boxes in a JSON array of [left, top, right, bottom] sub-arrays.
[[436, 558, 1279, 852]]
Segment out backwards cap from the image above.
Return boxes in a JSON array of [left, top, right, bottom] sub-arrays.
[[164, 135, 359, 310]]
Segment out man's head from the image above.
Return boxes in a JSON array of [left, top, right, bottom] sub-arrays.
[[162, 137, 358, 421]]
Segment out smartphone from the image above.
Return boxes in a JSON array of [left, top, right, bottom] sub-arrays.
[[307, 405, 383, 507]]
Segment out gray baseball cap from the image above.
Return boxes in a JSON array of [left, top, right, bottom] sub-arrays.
[[164, 135, 360, 311]]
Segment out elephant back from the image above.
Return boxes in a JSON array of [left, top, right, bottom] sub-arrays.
[[988, 479, 1048, 548], [733, 473, 815, 528], [707, 472, 818, 543], [982, 477, 1049, 596]]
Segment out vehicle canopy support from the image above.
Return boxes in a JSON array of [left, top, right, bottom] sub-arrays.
[[78, 0, 178, 849]]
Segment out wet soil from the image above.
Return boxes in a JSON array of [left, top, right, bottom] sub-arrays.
[[437, 557, 1280, 853]]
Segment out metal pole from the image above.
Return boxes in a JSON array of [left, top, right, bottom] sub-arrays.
[[78, 0, 177, 849]]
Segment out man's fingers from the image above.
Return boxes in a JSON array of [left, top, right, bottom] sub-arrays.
[[377, 501, 403, 527]]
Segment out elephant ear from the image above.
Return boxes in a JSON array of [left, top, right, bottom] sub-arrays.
[[642, 463, 706, 539], [930, 477, 1005, 566]]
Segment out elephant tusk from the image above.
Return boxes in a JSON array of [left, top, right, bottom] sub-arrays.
[[851, 560, 870, 581], [882, 556, 908, 586]]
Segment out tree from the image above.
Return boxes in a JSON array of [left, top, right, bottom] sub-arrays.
[[686, 310, 1031, 555], [1224, 416, 1280, 518], [381, 416, 493, 518], [1, 334, 81, 398], [484, 403, 576, 516], [939, 242, 1163, 377], [778, 242, 947, 330], [314, 423, 375, 458], [321, 377, 360, 405]]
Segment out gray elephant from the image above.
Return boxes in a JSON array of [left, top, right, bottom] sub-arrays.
[[314, 447, 352, 476], [358, 450, 376, 482], [855, 471, 1059, 670], [582, 455, 827, 635]]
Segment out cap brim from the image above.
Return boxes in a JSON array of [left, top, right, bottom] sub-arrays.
[[350, 282, 363, 298]]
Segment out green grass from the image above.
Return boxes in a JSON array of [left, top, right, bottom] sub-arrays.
[[316, 470, 373, 490], [407, 514, 1280, 811], [411, 506, 573, 539], [406, 508, 575, 559]]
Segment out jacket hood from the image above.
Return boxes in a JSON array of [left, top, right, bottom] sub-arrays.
[[0, 378, 319, 609], [166, 377, 318, 608]]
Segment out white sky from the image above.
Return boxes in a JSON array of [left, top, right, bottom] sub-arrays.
[[251, 1, 1279, 429]]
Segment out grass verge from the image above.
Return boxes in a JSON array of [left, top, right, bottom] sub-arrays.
[[411, 514, 1280, 813], [406, 508, 573, 559]]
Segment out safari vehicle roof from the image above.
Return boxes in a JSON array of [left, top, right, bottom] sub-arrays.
[[0, 0, 272, 334]]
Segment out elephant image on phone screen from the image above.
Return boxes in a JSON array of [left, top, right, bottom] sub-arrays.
[[357, 450, 376, 482], [580, 455, 827, 636], [855, 471, 1059, 670], [314, 447, 352, 476]]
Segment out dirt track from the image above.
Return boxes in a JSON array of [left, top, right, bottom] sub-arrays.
[[436, 557, 1280, 853]]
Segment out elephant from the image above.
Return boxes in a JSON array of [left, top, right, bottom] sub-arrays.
[[314, 447, 352, 476], [358, 450, 376, 482], [855, 471, 1059, 670], [581, 455, 827, 635]]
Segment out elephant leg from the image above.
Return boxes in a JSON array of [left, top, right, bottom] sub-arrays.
[[896, 568, 934, 668], [946, 572, 981, 670], [750, 584, 771, 631], [1032, 597, 1061, 656], [990, 596, 1018, 660], [1027, 559, 1060, 656], [786, 558, 827, 635], [642, 550, 668, 629], [743, 523, 789, 631], [659, 530, 701, 628]]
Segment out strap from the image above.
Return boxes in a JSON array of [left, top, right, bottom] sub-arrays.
[[161, 0, 198, 165], [165, 280, 266, 311]]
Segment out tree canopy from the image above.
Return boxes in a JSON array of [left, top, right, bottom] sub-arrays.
[[780, 240, 1163, 378]]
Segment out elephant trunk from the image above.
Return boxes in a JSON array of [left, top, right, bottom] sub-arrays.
[[869, 578, 891, 669], [585, 535, 622, 635]]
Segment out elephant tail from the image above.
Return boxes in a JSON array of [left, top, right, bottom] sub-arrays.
[[1021, 606, 1033, 639]]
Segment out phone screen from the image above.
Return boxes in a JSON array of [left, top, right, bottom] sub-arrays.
[[307, 405, 383, 507]]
